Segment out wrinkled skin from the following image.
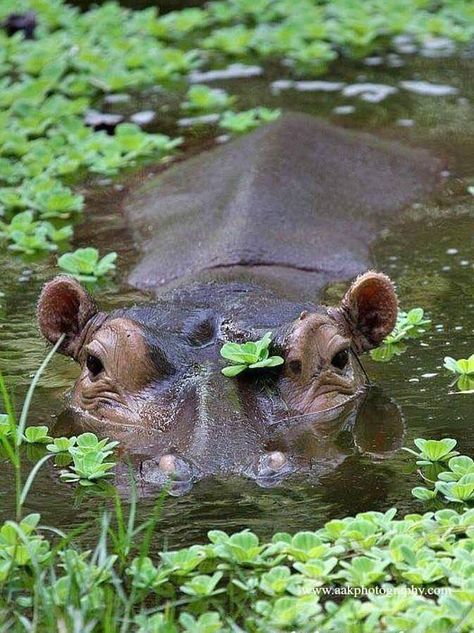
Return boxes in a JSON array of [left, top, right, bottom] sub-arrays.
[[38, 272, 400, 491], [36, 114, 440, 491]]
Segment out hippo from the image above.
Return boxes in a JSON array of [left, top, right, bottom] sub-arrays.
[[37, 114, 439, 492]]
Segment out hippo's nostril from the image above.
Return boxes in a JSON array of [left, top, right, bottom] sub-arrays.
[[267, 450, 287, 471], [158, 453, 178, 474], [248, 450, 294, 489], [183, 309, 217, 347], [141, 453, 195, 496]]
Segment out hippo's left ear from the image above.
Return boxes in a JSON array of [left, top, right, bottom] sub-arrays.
[[333, 271, 398, 353], [37, 275, 98, 358]]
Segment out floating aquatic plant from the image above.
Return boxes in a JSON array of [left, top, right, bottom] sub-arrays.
[[444, 354, 474, 392], [59, 432, 119, 487], [406, 438, 474, 505], [220, 331, 284, 377], [182, 84, 234, 112], [403, 437, 459, 465], [0, 210, 72, 254], [370, 307, 431, 362], [57, 247, 117, 283], [219, 107, 281, 134], [23, 425, 51, 444]]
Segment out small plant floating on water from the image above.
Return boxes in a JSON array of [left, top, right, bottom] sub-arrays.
[[57, 247, 117, 283], [220, 332, 284, 377], [403, 438, 459, 466], [46, 436, 77, 454], [370, 307, 431, 362], [23, 426, 52, 444], [59, 432, 118, 487], [182, 84, 235, 113], [219, 108, 281, 134], [0, 210, 73, 255], [444, 353, 474, 393], [405, 438, 474, 505]]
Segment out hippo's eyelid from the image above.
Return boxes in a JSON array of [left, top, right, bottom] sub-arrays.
[[84, 341, 107, 362], [83, 342, 108, 377], [326, 333, 350, 354]]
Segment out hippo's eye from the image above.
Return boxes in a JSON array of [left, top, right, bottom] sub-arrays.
[[86, 353, 104, 378], [331, 348, 349, 371]]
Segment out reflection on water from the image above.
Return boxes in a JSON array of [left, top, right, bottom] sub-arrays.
[[49, 386, 404, 499], [0, 48, 473, 546]]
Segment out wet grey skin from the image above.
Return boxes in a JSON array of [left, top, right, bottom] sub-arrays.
[[37, 113, 440, 494]]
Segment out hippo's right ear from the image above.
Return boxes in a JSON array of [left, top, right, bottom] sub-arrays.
[[333, 271, 398, 354], [37, 276, 98, 358]]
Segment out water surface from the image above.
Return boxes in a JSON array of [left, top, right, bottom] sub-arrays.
[[0, 45, 473, 548]]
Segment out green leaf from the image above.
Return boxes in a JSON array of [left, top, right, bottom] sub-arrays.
[[249, 356, 284, 369], [57, 247, 117, 281], [221, 364, 247, 377], [444, 356, 460, 374], [371, 306, 430, 361], [220, 333, 283, 377], [413, 438, 458, 462], [76, 432, 100, 449], [457, 375, 474, 392], [406, 307, 424, 324], [411, 486, 437, 501], [24, 426, 52, 444], [46, 437, 76, 453]]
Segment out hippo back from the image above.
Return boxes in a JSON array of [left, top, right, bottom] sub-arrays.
[[124, 112, 439, 299]]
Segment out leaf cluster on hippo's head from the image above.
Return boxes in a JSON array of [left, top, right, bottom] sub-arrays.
[[220, 332, 284, 377]]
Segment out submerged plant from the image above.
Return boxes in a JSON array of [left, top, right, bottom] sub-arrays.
[[57, 247, 117, 283], [220, 332, 284, 377]]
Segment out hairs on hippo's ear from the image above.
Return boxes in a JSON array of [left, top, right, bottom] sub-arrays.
[[37, 276, 98, 358], [335, 271, 398, 353]]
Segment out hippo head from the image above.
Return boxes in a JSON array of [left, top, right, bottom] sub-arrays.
[[37, 271, 399, 488]]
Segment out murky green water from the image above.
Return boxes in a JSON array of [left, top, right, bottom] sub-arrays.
[[0, 43, 473, 549]]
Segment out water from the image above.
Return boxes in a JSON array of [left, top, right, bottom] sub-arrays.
[[0, 47, 473, 548]]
